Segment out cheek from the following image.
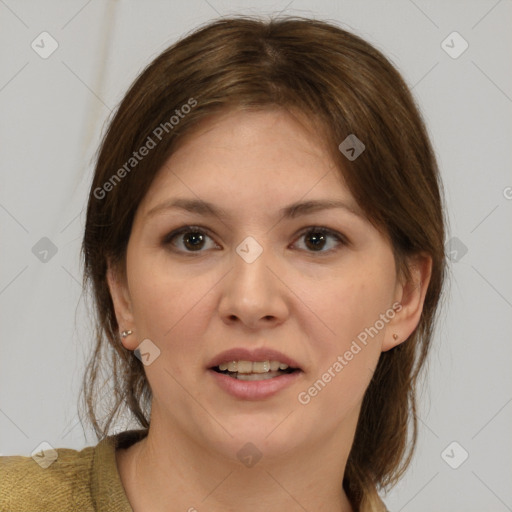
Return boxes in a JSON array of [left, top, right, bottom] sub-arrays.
[[301, 253, 396, 391], [126, 250, 217, 358], [297, 279, 388, 417], [310, 272, 393, 348]]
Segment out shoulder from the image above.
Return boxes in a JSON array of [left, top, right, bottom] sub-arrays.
[[0, 444, 96, 511], [0, 429, 147, 512]]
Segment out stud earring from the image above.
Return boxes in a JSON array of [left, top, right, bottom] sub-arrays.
[[121, 330, 133, 338], [392, 333, 398, 341]]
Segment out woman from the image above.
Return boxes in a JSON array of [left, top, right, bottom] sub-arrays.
[[0, 15, 446, 512]]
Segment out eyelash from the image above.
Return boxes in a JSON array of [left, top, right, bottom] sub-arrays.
[[162, 225, 348, 256]]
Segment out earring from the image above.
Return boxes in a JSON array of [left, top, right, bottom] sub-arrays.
[[393, 333, 398, 341], [121, 330, 133, 338]]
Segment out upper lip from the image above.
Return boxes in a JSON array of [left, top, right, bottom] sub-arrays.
[[208, 347, 302, 370]]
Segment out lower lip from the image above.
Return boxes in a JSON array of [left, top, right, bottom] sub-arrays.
[[208, 369, 302, 400]]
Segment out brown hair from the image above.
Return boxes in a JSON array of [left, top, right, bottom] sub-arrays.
[[80, 15, 446, 511]]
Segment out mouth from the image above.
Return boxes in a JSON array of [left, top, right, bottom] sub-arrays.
[[207, 348, 303, 399], [211, 360, 299, 381]]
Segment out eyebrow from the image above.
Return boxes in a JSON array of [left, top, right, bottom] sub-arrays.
[[145, 197, 365, 221]]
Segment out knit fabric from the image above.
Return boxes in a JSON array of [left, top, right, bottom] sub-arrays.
[[1, 429, 391, 511], [0, 429, 148, 512]]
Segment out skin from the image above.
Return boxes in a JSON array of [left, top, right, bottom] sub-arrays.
[[108, 108, 432, 512]]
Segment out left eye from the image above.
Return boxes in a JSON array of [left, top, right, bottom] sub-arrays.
[[163, 226, 346, 254], [293, 227, 346, 253]]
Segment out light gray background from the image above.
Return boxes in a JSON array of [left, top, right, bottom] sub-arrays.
[[1, 1, 511, 510]]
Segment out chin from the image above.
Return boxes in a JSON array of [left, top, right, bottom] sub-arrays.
[[204, 411, 309, 462]]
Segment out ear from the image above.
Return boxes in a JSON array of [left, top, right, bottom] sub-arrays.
[[382, 253, 432, 352], [106, 259, 138, 350]]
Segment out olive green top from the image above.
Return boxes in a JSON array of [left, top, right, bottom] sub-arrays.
[[0, 429, 148, 511], [1, 428, 390, 511]]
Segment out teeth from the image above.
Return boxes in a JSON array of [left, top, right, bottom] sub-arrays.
[[216, 360, 291, 374], [269, 361, 280, 371], [237, 361, 253, 374], [252, 361, 270, 373], [236, 371, 282, 381]]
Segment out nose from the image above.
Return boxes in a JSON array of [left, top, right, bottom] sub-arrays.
[[218, 241, 289, 330]]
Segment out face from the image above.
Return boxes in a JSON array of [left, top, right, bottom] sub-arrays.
[[109, 108, 425, 464]]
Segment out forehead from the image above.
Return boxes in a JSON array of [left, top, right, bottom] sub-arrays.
[[176, 106, 338, 167], [140, 108, 351, 208]]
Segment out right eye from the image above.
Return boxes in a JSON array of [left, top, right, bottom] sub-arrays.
[[163, 225, 219, 253]]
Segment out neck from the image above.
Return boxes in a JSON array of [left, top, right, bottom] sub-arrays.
[[117, 410, 357, 512]]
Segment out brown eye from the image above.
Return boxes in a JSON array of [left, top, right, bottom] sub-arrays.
[[294, 227, 346, 254], [304, 231, 327, 251], [164, 225, 347, 255], [164, 226, 217, 253], [182, 231, 206, 251]]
